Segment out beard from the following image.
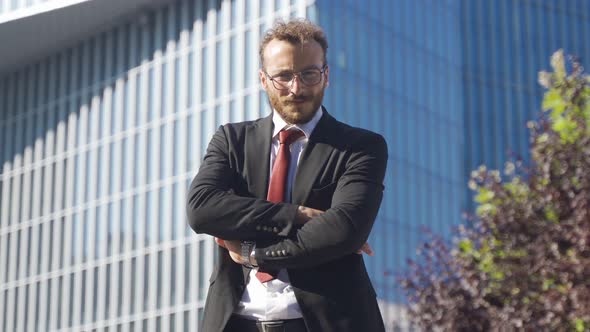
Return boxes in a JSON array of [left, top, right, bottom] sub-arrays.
[[267, 87, 325, 124]]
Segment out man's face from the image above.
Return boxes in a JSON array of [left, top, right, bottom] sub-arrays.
[[260, 39, 329, 124]]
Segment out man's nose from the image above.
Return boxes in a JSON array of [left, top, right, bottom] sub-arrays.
[[289, 75, 303, 95]]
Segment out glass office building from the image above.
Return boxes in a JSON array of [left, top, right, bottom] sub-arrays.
[[1, 0, 589, 331]]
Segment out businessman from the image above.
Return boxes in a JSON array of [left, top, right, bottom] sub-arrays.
[[187, 19, 387, 332]]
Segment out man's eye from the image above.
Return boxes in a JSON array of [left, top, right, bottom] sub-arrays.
[[302, 71, 319, 80], [275, 74, 293, 82]]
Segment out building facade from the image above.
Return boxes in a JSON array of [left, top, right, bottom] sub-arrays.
[[1, 0, 589, 331]]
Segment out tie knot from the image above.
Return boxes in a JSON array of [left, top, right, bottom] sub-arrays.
[[279, 129, 304, 146]]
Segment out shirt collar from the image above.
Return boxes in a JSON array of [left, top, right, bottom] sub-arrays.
[[271, 106, 323, 140]]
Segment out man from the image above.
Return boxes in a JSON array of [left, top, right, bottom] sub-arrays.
[[187, 19, 387, 332]]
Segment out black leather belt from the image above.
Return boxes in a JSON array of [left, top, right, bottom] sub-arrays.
[[225, 315, 307, 332]]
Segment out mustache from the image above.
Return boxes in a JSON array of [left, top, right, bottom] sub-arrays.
[[283, 96, 310, 102]]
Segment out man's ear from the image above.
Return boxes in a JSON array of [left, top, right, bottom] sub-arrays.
[[259, 69, 268, 89], [324, 65, 330, 88]]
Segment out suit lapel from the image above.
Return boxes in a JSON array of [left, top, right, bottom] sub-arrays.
[[245, 114, 273, 199], [243, 115, 273, 282], [291, 109, 336, 205]]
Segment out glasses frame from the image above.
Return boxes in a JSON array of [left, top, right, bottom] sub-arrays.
[[264, 65, 328, 91]]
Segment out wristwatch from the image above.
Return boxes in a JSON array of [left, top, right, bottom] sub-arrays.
[[241, 241, 257, 269]]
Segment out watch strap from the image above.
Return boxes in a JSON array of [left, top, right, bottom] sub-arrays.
[[241, 241, 257, 269]]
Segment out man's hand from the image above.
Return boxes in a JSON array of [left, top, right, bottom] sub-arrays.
[[214, 238, 245, 264], [356, 242, 374, 256], [215, 203, 375, 263], [297, 205, 375, 256], [296, 205, 324, 224]]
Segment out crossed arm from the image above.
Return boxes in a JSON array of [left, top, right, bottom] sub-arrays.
[[216, 206, 375, 267], [187, 125, 387, 270]]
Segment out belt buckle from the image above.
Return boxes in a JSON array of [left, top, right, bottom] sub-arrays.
[[258, 320, 285, 332]]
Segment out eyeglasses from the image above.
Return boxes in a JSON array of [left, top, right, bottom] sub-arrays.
[[264, 65, 327, 91]]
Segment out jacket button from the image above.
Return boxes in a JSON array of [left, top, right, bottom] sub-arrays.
[[256, 225, 261, 231], [265, 251, 271, 256], [271, 251, 277, 257], [282, 250, 287, 256], [273, 227, 279, 233]]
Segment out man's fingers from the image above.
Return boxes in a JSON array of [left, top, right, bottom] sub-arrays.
[[215, 238, 244, 264], [296, 206, 325, 224], [307, 207, 324, 219], [356, 242, 374, 256], [228, 251, 243, 264], [224, 240, 241, 252], [214, 237, 227, 248], [363, 243, 374, 256]]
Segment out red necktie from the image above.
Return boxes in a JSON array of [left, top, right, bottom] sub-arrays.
[[256, 129, 304, 283]]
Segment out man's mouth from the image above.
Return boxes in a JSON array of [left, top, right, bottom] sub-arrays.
[[286, 97, 308, 104]]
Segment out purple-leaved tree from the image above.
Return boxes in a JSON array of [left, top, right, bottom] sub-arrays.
[[401, 51, 590, 331]]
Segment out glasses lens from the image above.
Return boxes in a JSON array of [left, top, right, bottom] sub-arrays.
[[300, 69, 321, 85], [274, 73, 294, 84], [269, 68, 323, 90]]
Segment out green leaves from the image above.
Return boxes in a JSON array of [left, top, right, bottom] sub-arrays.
[[552, 115, 579, 143], [574, 319, 586, 332], [474, 188, 494, 203], [544, 205, 559, 223], [458, 239, 473, 254], [542, 278, 555, 291], [550, 49, 566, 78], [539, 48, 590, 144], [542, 89, 566, 114], [475, 188, 498, 217], [476, 203, 497, 217]]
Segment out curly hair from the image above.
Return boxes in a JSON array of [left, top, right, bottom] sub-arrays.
[[259, 19, 328, 68]]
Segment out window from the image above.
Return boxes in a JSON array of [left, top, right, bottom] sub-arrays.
[[105, 264, 111, 318], [184, 243, 191, 302], [157, 251, 163, 308], [108, 202, 116, 256], [175, 55, 182, 113], [130, 257, 137, 314], [162, 57, 170, 118], [171, 247, 178, 304], [158, 186, 169, 243], [198, 240, 206, 300], [146, 191, 156, 245], [173, 119, 182, 175], [201, 47, 209, 102], [95, 206, 105, 259], [147, 128, 155, 183], [143, 255, 150, 311], [244, 30, 253, 87], [159, 124, 168, 180]]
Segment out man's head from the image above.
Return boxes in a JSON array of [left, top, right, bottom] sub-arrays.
[[259, 19, 329, 124]]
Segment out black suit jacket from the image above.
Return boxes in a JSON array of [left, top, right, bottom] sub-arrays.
[[187, 109, 388, 332]]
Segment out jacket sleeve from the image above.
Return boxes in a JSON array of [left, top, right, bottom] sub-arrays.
[[186, 125, 299, 240], [254, 132, 388, 269]]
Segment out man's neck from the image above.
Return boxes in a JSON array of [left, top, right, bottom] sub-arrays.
[[272, 107, 323, 139]]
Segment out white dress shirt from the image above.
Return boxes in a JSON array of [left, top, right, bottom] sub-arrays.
[[234, 107, 323, 321]]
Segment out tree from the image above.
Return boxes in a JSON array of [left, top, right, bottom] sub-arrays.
[[400, 50, 590, 331]]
